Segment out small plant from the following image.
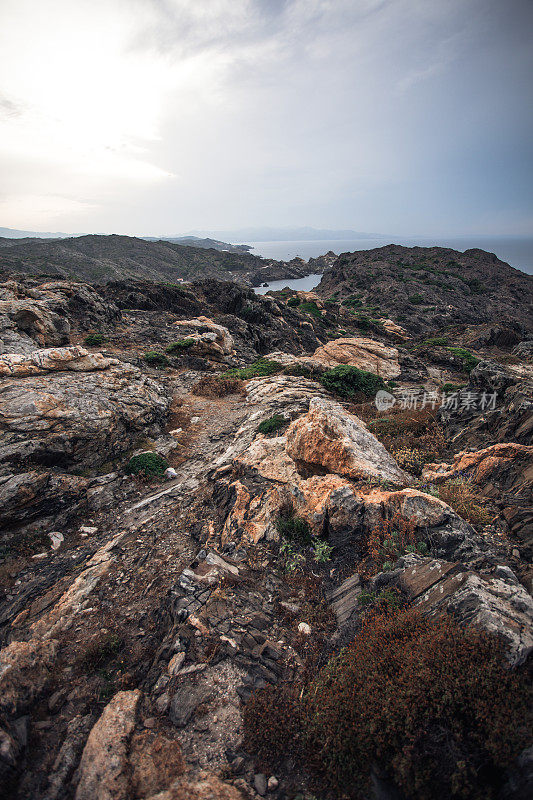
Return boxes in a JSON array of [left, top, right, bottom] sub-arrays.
[[320, 365, 386, 399], [392, 447, 426, 476], [192, 375, 244, 398], [84, 333, 106, 346], [79, 633, 124, 671], [409, 293, 424, 304], [165, 338, 195, 354], [313, 539, 333, 563], [442, 382, 466, 394], [276, 509, 312, 546], [445, 347, 480, 373], [257, 414, 287, 435], [437, 478, 492, 525], [125, 452, 169, 479], [142, 351, 169, 368], [223, 359, 282, 380], [287, 296, 300, 307]]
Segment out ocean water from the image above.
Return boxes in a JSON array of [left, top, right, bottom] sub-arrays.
[[254, 273, 323, 295], [246, 236, 533, 276]]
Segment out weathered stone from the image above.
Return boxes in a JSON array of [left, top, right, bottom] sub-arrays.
[[0, 362, 169, 471], [311, 337, 401, 378], [285, 397, 410, 484], [75, 690, 141, 800], [0, 345, 116, 377]]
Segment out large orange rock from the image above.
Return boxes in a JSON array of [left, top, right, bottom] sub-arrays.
[[311, 336, 401, 378], [285, 397, 409, 485]]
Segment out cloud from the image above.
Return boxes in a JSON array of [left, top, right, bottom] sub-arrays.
[[0, 0, 531, 234]]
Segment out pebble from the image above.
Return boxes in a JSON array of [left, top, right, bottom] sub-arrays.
[[297, 622, 311, 635], [80, 525, 98, 534], [143, 717, 156, 729], [48, 531, 64, 550], [267, 775, 279, 791], [253, 773, 267, 796], [165, 467, 178, 479]]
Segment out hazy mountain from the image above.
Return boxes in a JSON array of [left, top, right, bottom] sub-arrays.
[[188, 226, 388, 242]]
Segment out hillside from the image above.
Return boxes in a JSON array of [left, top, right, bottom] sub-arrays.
[[315, 244, 533, 335], [0, 233, 319, 286], [0, 258, 532, 800]]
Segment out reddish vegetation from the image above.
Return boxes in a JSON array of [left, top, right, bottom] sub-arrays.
[[244, 611, 532, 800]]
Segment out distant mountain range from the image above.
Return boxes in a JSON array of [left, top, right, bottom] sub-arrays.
[[0, 225, 387, 244], [187, 227, 387, 242]]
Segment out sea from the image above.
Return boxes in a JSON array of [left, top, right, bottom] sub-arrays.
[[250, 235, 533, 294]]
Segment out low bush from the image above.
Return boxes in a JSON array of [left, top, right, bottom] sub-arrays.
[[282, 363, 322, 380], [257, 414, 287, 435], [287, 295, 300, 307], [125, 452, 169, 478], [244, 611, 533, 800], [165, 338, 195, 354], [192, 375, 244, 398], [223, 358, 282, 380], [437, 478, 493, 525], [392, 446, 426, 476], [276, 508, 312, 546], [142, 351, 169, 368], [320, 365, 386, 399], [84, 333, 106, 346], [299, 301, 322, 318], [409, 293, 424, 304], [446, 347, 480, 373]]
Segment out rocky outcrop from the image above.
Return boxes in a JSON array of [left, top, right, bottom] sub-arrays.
[[424, 442, 533, 555], [0, 279, 121, 356], [375, 556, 533, 667], [0, 345, 115, 377], [440, 359, 533, 447], [285, 397, 409, 484], [173, 316, 235, 360], [0, 361, 169, 471], [75, 690, 141, 800], [310, 337, 401, 378]]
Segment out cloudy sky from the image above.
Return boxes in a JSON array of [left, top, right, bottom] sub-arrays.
[[0, 0, 532, 236]]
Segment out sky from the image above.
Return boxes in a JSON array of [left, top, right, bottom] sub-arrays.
[[0, 0, 532, 237]]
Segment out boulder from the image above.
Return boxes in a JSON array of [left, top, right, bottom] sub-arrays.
[[387, 557, 533, 667], [0, 345, 116, 377], [143, 774, 246, 800], [173, 316, 235, 360], [0, 362, 169, 471], [75, 690, 141, 800], [285, 397, 409, 485], [310, 337, 401, 378]]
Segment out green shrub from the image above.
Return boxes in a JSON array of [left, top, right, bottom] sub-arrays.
[[421, 336, 449, 347], [125, 452, 169, 478], [446, 347, 480, 373], [223, 359, 282, 380], [142, 351, 169, 368], [276, 509, 312, 546], [165, 338, 195, 354], [442, 382, 466, 394], [257, 414, 287, 435], [313, 539, 333, 563], [409, 293, 424, 304], [287, 296, 300, 307], [320, 365, 386, 399], [299, 301, 322, 318], [84, 333, 106, 346]]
